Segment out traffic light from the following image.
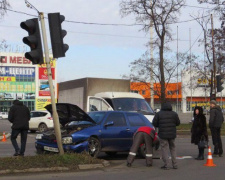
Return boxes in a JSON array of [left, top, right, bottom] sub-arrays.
[[48, 13, 69, 58], [20, 18, 44, 64], [216, 75, 224, 92]]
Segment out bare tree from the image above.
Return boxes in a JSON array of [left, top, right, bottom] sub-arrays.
[[120, 0, 185, 104], [0, 0, 10, 19]]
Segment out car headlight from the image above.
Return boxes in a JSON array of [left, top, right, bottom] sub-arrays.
[[36, 134, 43, 140], [62, 137, 73, 144]]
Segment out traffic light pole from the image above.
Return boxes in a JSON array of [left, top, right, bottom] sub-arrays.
[[39, 12, 64, 155]]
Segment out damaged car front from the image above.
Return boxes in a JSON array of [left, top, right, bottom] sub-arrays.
[[35, 103, 102, 154]]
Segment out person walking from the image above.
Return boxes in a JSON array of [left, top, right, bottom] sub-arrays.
[[8, 100, 30, 156], [153, 102, 180, 170], [127, 126, 158, 167], [209, 100, 224, 157], [191, 106, 208, 160]]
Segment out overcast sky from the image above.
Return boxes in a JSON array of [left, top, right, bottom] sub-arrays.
[[0, 0, 221, 82]]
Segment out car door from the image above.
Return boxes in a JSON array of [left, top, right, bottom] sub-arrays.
[[87, 96, 113, 112], [100, 112, 131, 151], [125, 113, 149, 147], [29, 112, 41, 129]]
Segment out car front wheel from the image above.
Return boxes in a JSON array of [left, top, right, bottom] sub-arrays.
[[38, 123, 48, 132], [88, 137, 101, 158]]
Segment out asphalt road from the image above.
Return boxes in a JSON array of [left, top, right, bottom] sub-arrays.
[[1, 119, 225, 180]]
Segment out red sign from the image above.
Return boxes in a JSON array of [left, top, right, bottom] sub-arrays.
[[39, 68, 55, 80], [39, 91, 51, 96]]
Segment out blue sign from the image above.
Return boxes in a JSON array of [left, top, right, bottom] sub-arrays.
[[0, 66, 35, 77]]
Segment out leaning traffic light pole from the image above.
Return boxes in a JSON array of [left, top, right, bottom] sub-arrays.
[[39, 12, 64, 155]]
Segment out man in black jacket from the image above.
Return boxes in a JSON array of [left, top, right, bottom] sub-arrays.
[[209, 100, 224, 157], [153, 102, 180, 170], [8, 100, 30, 156]]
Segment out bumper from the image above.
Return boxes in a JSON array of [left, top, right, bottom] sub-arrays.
[[35, 140, 89, 153]]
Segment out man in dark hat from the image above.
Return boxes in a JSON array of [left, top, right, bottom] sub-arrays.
[[209, 100, 224, 157], [8, 100, 30, 156]]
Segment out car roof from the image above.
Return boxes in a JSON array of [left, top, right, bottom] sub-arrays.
[[31, 110, 50, 113], [94, 92, 144, 99]]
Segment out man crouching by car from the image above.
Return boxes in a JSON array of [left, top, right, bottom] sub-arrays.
[[127, 126, 158, 167]]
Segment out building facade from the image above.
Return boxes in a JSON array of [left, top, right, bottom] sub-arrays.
[[130, 82, 182, 112], [0, 52, 57, 112]]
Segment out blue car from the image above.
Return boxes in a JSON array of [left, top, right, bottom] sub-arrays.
[[35, 103, 155, 157]]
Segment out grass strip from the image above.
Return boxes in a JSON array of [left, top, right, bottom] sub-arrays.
[[0, 153, 102, 171]]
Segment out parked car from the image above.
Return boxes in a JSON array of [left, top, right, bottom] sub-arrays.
[[0, 112, 8, 119], [29, 111, 54, 133], [35, 103, 157, 157]]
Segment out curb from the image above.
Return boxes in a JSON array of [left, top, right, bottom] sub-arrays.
[[0, 160, 110, 175]]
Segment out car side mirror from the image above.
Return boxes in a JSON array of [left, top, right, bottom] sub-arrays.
[[104, 121, 114, 127]]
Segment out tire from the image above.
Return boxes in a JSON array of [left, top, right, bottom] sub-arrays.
[[105, 152, 117, 156], [38, 123, 48, 132], [30, 130, 36, 133], [88, 137, 101, 158]]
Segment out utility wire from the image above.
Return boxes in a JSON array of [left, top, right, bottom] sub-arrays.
[[4, 8, 215, 27], [184, 30, 204, 54]]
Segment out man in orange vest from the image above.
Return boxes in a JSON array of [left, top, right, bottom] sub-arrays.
[[127, 126, 158, 167]]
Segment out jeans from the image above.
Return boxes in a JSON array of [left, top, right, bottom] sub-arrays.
[[11, 129, 28, 155], [210, 127, 223, 155]]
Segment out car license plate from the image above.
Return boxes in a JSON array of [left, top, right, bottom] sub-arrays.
[[44, 146, 59, 152]]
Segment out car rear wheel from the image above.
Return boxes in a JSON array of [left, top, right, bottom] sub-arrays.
[[88, 137, 101, 158], [38, 123, 48, 132]]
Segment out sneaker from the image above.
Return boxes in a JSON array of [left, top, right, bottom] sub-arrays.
[[127, 163, 131, 167], [161, 166, 170, 170]]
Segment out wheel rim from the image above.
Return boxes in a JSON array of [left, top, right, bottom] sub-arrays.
[[39, 124, 47, 132], [88, 138, 99, 156]]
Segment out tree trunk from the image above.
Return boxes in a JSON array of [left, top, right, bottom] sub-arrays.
[[159, 39, 166, 105]]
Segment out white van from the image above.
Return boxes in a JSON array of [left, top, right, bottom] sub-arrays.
[[87, 92, 155, 122]]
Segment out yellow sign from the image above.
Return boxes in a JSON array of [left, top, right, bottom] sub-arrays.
[[0, 77, 16, 82], [36, 98, 57, 110], [38, 57, 56, 68]]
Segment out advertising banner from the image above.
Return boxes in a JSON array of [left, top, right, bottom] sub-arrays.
[[36, 98, 57, 110], [38, 67, 55, 97]]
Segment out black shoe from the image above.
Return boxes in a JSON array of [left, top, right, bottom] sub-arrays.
[[127, 163, 131, 167], [219, 154, 223, 157], [195, 156, 204, 160], [212, 154, 219, 157], [146, 164, 152, 167], [19, 154, 24, 157], [173, 166, 178, 169], [161, 166, 170, 170], [13, 152, 19, 156]]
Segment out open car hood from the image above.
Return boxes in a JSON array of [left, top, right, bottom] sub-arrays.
[[45, 103, 96, 127]]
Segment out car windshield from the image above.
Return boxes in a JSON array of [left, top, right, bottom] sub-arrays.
[[88, 112, 106, 124], [112, 98, 154, 115]]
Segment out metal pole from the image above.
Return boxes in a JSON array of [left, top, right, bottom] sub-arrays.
[[39, 12, 64, 155], [150, 0, 154, 110], [176, 26, 179, 113], [211, 14, 216, 99], [190, 28, 193, 114]]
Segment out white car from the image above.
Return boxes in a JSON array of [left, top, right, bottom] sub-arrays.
[[0, 112, 8, 119], [29, 111, 54, 133]]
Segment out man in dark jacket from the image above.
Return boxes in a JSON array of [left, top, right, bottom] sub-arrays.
[[153, 102, 180, 170], [8, 100, 30, 156], [209, 100, 224, 157]]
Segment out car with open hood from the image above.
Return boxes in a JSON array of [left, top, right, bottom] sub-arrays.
[[35, 103, 155, 157]]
